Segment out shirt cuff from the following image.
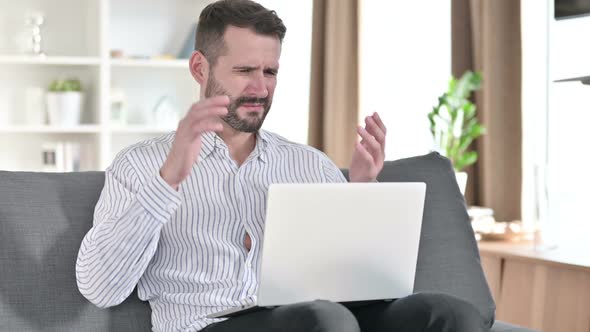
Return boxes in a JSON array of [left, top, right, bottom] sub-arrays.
[[137, 171, 182, 224]]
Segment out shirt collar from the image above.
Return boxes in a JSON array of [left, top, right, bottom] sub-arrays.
[[198, 131, 217, 161], [256, 130, 270, 163], [198, 130, 271, 162]]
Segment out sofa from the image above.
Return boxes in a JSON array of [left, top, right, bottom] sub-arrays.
[[0, 152, 536, 331]]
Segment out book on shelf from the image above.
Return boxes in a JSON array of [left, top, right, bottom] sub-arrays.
[[41, 141, 81, 172]]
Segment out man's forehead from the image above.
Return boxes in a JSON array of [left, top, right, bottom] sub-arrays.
[[227, 57, 280, 68], [220, 38, 280, 68], [222, 26, 281, 54]]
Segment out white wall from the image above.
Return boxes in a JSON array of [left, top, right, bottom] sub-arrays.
[[359, 1, 451, 161]]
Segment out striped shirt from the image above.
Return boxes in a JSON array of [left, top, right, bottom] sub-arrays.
[[76, 129, 347, 331]]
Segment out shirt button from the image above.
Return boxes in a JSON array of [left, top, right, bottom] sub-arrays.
[[246, 262, 252, 268]]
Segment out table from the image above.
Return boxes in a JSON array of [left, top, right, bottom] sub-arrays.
[[478, 240, 590, 332]]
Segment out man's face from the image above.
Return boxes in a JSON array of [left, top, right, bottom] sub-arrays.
[[204, 26, 281, 133]]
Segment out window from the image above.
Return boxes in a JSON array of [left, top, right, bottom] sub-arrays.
[[522, 0, 590, 244], [359, 1, 451, 161], [257, 0, 313, 145]]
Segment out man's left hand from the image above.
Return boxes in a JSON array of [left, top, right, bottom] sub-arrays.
[[349, 112, 387, 182]]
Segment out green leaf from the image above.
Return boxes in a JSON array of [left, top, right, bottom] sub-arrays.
[[48, 80, 60, 92], [429, 70, 484, 168], [467, 123, 485, 138], [48, 78, 82, 92], [454, 151, 478, 172], [448, 77, 457, 94], [458, 135, 474, 152], [462, 103, 476, 120]]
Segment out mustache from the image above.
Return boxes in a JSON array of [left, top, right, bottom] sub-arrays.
[[234, 96, 269, 107]]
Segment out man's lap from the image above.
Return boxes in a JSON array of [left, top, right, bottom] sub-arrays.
[[201, 292, 489, 332], [202, 299, 359, 332]]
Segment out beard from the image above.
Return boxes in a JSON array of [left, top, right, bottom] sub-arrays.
[[204, 72, 271, 133]]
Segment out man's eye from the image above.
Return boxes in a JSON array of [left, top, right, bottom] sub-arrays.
[[265, 70, 277, 76]]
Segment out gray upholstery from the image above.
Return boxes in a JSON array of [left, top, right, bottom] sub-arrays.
[[490, 321, 537, 332], [344, 152, 497, 327], [0, 153, 535, 331], [0, 171, 151, 331]]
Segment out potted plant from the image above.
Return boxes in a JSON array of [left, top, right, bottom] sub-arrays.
[[428, 71, 485, 194], [46, 78, 84, 126]]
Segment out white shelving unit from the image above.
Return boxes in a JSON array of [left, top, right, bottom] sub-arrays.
[[0, 0, 211, 171], [0, 55, 102, 66], [0, 125, 102, 133], [110, 58, 188, 68]]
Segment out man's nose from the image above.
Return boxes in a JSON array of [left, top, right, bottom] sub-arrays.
[[248, 73, 268, 98]]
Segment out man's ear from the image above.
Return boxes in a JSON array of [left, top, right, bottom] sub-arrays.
[[189, 51, 208, 85]]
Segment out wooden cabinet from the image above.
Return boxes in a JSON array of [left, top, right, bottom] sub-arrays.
[[479, 241, 590, 332]]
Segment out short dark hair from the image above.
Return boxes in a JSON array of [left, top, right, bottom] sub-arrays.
[[195, 0, 287, 66]]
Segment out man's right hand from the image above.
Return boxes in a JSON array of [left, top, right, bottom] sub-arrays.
[[160, 96, 229, 190]]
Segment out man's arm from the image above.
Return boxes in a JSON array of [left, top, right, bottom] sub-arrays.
[[321, 157, 348, 183], [75, 154, 181, 308]]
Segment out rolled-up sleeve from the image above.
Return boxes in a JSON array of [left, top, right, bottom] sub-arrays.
[[75, 154, 181, 308]]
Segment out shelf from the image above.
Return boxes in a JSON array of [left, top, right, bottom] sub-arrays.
[[0, 0, 219, 172], [0, 55, 101, 66], [110, 125, 176, 134], [110, 58, 189, 68], [554, 75, 590, 85], [0, 125, 177, 134], [0, 125, 102, 134]]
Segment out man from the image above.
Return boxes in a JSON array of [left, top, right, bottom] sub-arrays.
[[76, 1, 488, 331]]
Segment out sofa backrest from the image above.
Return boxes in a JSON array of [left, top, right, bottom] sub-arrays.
[[0, 171, 151, 331], [0, 152, 494, 330]]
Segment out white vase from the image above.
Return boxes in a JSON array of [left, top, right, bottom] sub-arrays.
[[455, 171, 468, 195], [46, 92, 84, 126]]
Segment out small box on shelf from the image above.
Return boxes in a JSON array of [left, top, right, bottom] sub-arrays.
[[41, 141, 81, 172]]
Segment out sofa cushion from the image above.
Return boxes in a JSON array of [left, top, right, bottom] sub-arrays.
[[342, 152, 496, 328], [0, 171, 150, 332], [491, 321, 538, 332]]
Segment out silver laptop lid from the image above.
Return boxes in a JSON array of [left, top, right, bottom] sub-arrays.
[[257, 182, 426, 306]]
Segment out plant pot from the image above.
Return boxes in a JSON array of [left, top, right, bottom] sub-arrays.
[[46, 92, 84, 126], [455, 171, 468, 195]]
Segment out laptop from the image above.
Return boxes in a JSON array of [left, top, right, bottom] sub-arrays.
[[207, 182, 426, 319]]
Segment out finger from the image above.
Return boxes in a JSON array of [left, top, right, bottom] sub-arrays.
[[355, 141, 374, 163], [196, 95, 231, 108], [184, 97, 229, 119], [358, 126, 384, 164], [357, 126, 382, 157], [365, 116, 386, 147], [187, 106, 228, 122], [372, 112, 387, 135], [192, 118, 224, 134]]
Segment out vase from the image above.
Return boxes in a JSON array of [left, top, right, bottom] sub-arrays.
[[455, 171, 468, 195], [46, 92, 84, 126]]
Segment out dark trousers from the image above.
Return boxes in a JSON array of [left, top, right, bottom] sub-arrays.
[[202, 292, 490, 332]]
